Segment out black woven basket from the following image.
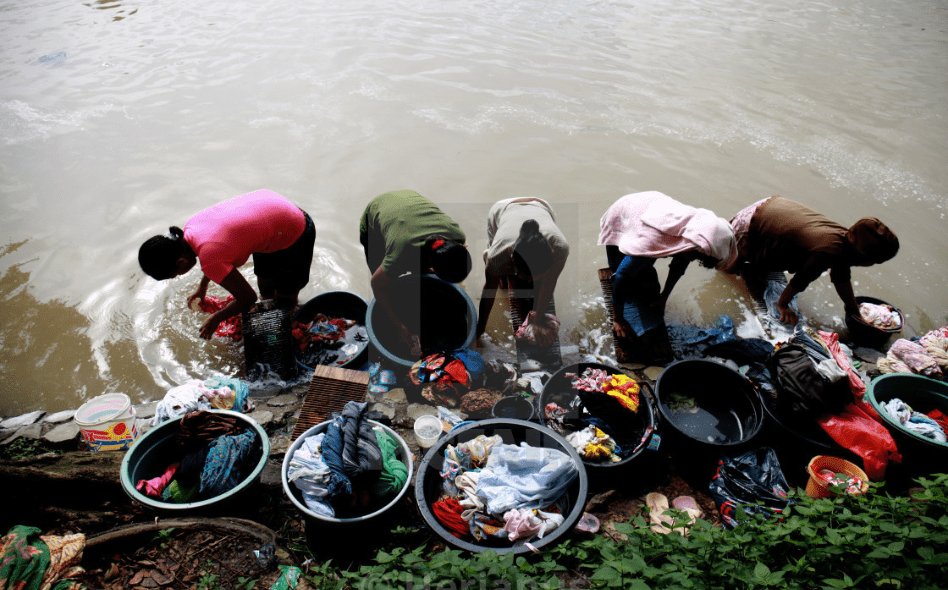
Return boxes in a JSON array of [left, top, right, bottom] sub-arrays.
[[242, 302, 297, 380]]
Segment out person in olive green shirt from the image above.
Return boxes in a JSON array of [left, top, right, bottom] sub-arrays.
[[359, 190, 471, 351]]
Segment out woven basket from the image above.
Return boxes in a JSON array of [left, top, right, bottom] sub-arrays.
[[805, 455, 870, 498]]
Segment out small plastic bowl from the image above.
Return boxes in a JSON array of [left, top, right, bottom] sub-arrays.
[[413, 414, 443, 449]]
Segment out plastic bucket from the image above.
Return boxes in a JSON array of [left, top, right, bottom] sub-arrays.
[[120, 410, 269, 512], [414, 419, 588, 554], [655, 360, 763, 447], [293, 291, 369, 373], [805, 455, 870, 498], [282, 419, 413, 526], [366, 274, 476, 370], [74, 393, 139, 451], [865, 373, 948, 475], [845, 296, 903, 350], [538, 362, 657, 472]]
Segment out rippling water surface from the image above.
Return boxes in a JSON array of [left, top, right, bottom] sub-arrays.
[[1, 0, 946, 413]]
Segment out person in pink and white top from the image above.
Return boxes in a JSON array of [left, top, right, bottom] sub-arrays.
[[598, 191, 737, 363], [139, 190, 315, 339]]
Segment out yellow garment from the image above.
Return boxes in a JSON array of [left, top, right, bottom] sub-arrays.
[[602, 374, 640, 412], [582, 428, 618, 461]]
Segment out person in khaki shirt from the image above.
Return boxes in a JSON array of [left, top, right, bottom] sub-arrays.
[[475, 198, 569, 341]]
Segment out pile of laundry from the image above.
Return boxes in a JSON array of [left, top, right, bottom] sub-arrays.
[[151, 377, 255, 426], [408, 348, 486, 407], [431, 434, 578, 544], [857, 301, 902, 330], [286, 401, 408, 519], [879, 326, 948, 381], [291, 314, 368, 368], [879, 398, 948, 443], [544, 367, 645, 463], [135, 411, 262, 504]]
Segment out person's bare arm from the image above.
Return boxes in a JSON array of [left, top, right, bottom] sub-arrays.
[[476, 271, 503, 339], [187, 275, 212, 310], [198, 269, 258, 339], [777, 284, 800, 325], [370, 265, 416, 350]]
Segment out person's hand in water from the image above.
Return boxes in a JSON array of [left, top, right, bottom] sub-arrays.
[[396, 321, 422, 357], [777, 303, 799, 325], [613, 319, 632, 340]]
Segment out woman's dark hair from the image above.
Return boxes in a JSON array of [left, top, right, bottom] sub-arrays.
[[138, 226, 187, 280], [512, 219, 553, 278], [428, 238, 472, 283]]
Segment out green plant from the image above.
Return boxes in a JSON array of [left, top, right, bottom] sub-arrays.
[[0, 437, 60, 461], [197, 560, 220, 590], [321, 473, 947, 590], [237, 575, 257, 589]]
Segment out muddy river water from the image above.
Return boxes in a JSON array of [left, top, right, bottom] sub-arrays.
[[1, 0, 946, 414]]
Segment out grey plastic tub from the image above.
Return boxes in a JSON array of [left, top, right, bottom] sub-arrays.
[[282, 419, 413, 525]]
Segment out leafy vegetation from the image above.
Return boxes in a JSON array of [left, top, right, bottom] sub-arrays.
[[0, 437, 60, 461], [301, 474, 947, 590]]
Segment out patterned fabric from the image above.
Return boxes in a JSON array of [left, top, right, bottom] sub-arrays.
[[0, 526, 85, 590], [198, 428, 257, 498]]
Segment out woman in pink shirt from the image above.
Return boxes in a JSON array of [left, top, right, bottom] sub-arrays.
[[139, 190, 315, 339]]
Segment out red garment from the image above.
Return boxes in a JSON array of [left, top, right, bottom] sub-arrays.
[[818, 330, 867, 397], [431, 497, 469, 539], [928, 409, 948, 436], [818, 399, 901, 481], [197, 296, 242, 340]]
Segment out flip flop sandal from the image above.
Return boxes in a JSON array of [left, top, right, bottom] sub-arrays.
[[672, 495, 704, 531], [645, 492, 674, 534]]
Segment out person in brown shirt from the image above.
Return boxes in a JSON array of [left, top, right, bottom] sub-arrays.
[[730, 196, 899, 324]]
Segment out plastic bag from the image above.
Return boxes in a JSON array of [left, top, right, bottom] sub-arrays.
[[818, 399, 901, 481], [708, 447, 793, 529], [515, 311, 561, 347]]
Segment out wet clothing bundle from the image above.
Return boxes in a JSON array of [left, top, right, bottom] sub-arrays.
[[879, 338, 944, 380], [514, 311, 561, 347], [879, 398, 947, 443], [858, 302, 901, 330], [176, 410, 244, 450], [433, 436, 576, 544], [152, 379, 254, 426], [196, 295, 243, 339], [287, 401, 407, 518], [565, 426, 618, 462], [410, 349, 486, 407], [880, 327, 948, 380], [0, 526, 86, 590]]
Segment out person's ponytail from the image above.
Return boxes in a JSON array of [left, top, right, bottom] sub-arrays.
[[139, 226, 188, 280]]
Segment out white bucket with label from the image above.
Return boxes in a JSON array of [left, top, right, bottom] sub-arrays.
[[74, 393, 139, 451]]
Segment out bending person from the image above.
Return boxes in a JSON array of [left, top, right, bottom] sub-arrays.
[[138, 189, 316, 339], [729, 196, 899, 325], [359, 190, 471, 351], [598, 191, 737, 362], [476, 197, 569, 340]]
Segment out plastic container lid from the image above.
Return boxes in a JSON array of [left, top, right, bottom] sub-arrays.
[[75, 393, 132, 426]]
